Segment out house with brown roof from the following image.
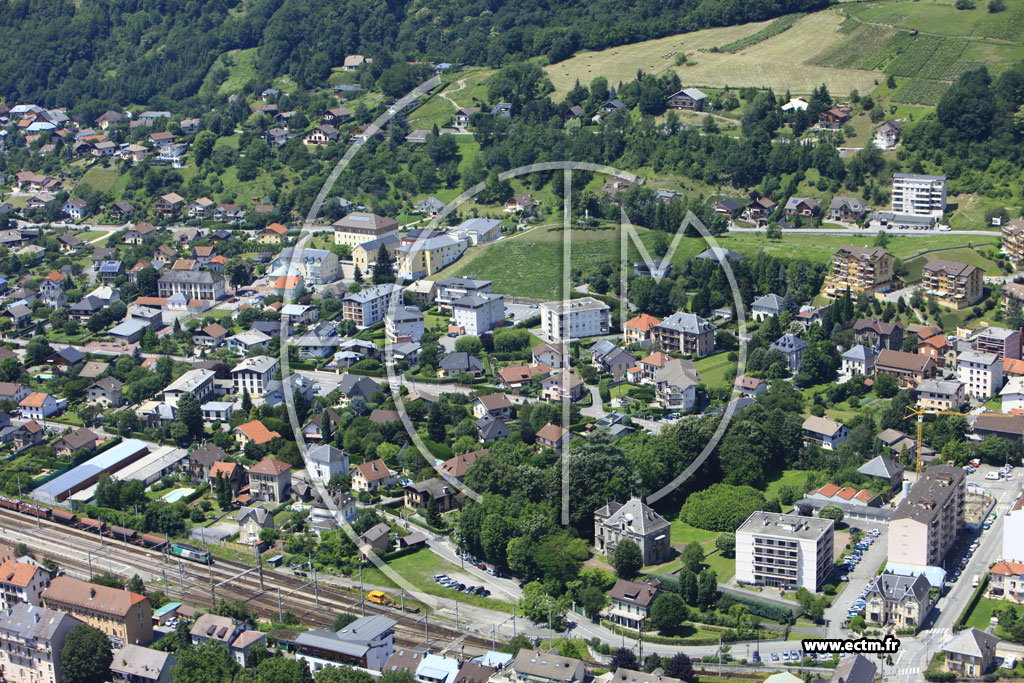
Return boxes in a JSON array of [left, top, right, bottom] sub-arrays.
[[87, 377, 124, 408], [854, 319, 904, 351], [541, 370, 584, 402], [737, 376, 768, 397], [536, 423, 572, 451], [918, 333, 951, 368], [472, 393, 514, 420], [209, 461, 247, 496], [623, 313, 661, 345], [531, 342, 565, 369], [806, 483, 881, 508], [404, 478, 459, 513], [153, 193, 184, 217], [606, 578, 661, 629], [802, 416, 849, 450], [876, 349, 936, 388], [818, 106, 851, 129], [124, 222, 159, 245], [351, 459, 397, 493], [184, 443, 228, 482], [42, 576, 152, 647], [53, 428, 99, 457], [497, 363, 550, 390], [440, 449, 485, 483], [247, 457, 292, 504], [193, 323, 228, 347], [989, 560, 1024, 603]]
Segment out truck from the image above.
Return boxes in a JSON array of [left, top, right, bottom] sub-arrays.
[[972, 575, 980, 588], [367, 590, 392, 606]]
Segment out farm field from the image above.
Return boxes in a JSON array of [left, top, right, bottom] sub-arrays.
[[435, 225, 1000, 298], [546, 11, 880, 98]]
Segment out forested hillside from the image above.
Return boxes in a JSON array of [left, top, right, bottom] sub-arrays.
[[0, 0, 831, 108]]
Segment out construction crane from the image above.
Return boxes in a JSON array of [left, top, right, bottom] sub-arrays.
[[903, 406, 1018, 477]]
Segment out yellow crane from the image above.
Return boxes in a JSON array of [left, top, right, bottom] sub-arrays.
[[903, 406, 1017, 476]]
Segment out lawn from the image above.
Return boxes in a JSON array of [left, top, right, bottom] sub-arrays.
[[200, 48, 259, 97], [78, 167, 121, 193], [765, 469, 810, 499], [903, 246, 1004, 281], [669, 516, 719, 546], [963, 596, 1004, 631], [694, 352, 736, 392], [76, 230, 106, 242], [546, 11, 881, 97], [949, 194, 1022, 231], [359, 547, 514, 613]]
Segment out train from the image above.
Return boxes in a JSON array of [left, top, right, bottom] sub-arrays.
[[0, 495, 169, 551], [170, 543, 211, 565]]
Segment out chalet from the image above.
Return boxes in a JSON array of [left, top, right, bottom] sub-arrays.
[[322, 107, 351, 125], [667, 88, 708, 111], [188, 197, 215, 219], [504, 193, 536, 216], [110, 201, 135, 221], [818, 107, 852, 129], [214, 204, 245, 223], [784, 197, 820, 218], [124, 222, 159, 245], [153, 193, 184, 216], [454, 107, 478, 127], [61, 198, 87, 221], [747, 196, 776, 219], [304, 125, 338, 146], [713, 198, 742, 217], [874, 120, 903, 150], [829, 196, 868, 222]]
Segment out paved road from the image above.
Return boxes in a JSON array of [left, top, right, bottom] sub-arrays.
[[727, 226, 1002, 237], [823, 523, 889, 639]]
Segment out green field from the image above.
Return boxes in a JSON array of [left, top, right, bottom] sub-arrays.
[[694, 352, 736, 391], [963, 597, 1003, 630], [78, 167, 120, 193], [765, 469, 811, 499], [359, 547, 514, 613], [201, 48, 259, 97]]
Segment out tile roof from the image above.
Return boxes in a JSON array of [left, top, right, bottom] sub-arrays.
[[42, 576, 147, 616], [247, 455, 290, 475]]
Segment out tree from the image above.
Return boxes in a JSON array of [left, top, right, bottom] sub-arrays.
[[315, 666, 375, 683], [427, 403, 446, 442], [611, 538, 643, 579], [380, 671, 417, 683], [697, 569, 718, 609], [61, 625, 113, 683], [989, 0, 1006, 10], [682, 542, 704, 573], [819, 505, 844, 523], [173, 641, 242, 683], [874, 372, 898, 398], [241, 387, 252, 415], [649, 592, 688, 633], [176, 392, 204, 444], [454, 336, 483, 355], [665, 652, 696, 682], [372, 245, 395, 284], [216, 474, 232, 508], [577, 585, 606, 618], [136, 266, 159, 297], [25, 336, 53, 366], [127, 574, 146, 595], [610, 648, 640, 671], [332, 613, 358, 631], [255, 657, 314, 683], [715, 533, 736, 556]]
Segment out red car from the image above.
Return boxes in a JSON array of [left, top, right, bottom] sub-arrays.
[[477, 563, 486, 570]]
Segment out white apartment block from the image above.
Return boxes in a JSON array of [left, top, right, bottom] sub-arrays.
[[736, 511, 834, 591], [540, 297, 611, 341], [162, 369, 216, 408], [452, 292, 505, 336], [231, 356, 280, 396], [1004, 492, 1024, 564], [343, 284, 404, 328], [957, 350, 1003, 399], [385, 306, 425, 343], [891, 173, 947, 218]]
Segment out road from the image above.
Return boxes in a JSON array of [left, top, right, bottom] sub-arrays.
[[727, 226, 1002, 237]]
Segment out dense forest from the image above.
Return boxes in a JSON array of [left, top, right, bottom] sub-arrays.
[[0, 0, 831, 107]]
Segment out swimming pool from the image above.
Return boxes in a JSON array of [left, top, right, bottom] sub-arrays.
[[161, 487, 194, 503]]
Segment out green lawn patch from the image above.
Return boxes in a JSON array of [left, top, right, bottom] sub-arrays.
[[694, 352, 736, 391], [963, 596, 1003, 631], [669, 517, 719, 546], [359, 547, 514, 613], [765, 469, 810, 499], [78, 167, 121, 193]]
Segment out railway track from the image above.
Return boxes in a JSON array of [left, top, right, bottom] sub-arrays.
[[0, 508, 496, 652]]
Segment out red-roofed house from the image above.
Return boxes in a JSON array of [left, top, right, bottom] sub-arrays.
[[351, 459, 397, 493], [0, 560, 50, 610], [18, 393, 60, 420], [247, 458, 292, 504], [234, 420, 281, 447], [209, 461, 247, 496], [807, 483, 881, 508], [536, 423, 572, 451], [990, 560, 1024, 603], [623, 313, 662, 345], [498, 363, 550, 390]]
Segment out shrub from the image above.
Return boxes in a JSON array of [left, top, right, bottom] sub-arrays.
[[681, 483, 768, 532]]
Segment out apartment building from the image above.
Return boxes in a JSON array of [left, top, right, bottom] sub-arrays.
[[888, 464, 965, 567], [295, 615, 396, 673], [822, 245, 896, 297], [332, 212, 399, 247], [916, 378, 965, 411], [42, 576, 153, 647], [352, 234, 400, 273], [156, 270, 226, 300], [231, 355, 279, 396], [435, 277, 493, 310], [385, 305, 425, 343], [0, 560, 50, 611], [735, 512, 834, 591], [623, 313, 661, 345], [1003, 218, 1024, 263], [654, 359, 700, 411], [1003, 492, 1024, 563], [270, 248, 341, 285], [343, 284, 403, 328], [395, 235, 468, 280], [975, 326, 1022, 360], [957, 350, 1003, 399], [865, 571, 931, 630], [651, 312, 716, 356], [247, 457, 292, 504], [892, 173, 947, 217], [539, 297, 611, 341], [0, 603, 81, 683], [451, 292, 505, 336], [876, 349, 936, 388], [921, 259, 983, 309], [162, 368, 215, 408]]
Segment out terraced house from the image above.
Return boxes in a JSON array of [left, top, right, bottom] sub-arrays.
[[921, 259, 983, 308], [822, 245, 896, 297]]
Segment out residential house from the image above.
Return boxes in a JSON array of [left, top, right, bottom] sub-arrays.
[[404, 478, 459, 513], [497, 364, 550, 390], [472, 393, 514, 420], [352, 233, 400, 272], [302, 408, 343, 443], [451, 217, 502, 246], [351, 459, 397, 493], [593, 497, 672, 566], [747, 196, 777, 220], [231, 356, 279, 395], [86, 377, 124, 408], [209, 462, 247, 497], [876, 349, 936, 388], [802, 415, 849, 450], [854, 319, 904, 351], [841, 345, 876, 377], [454, 107, 478, 126], [39, 271, 66, 310], [247, 457, 291, 503], [477, 414, 510, 443], [53, 428, 99, 458], [1002, 377, 1024, 412], [712, 198, 742, 216], [438, 352, 483, 378], [943, 628, 1000, 678], [235, 421, 282, 448], [124, 222, 159, 245], [874, 119, 903, 150], [818, 107, 851, 129], [865, 571, 931, 630], [162, 369, 215, 407], [623, 313, 661, 345], [237, 506, 275, 546], [654, 359, 700, 412], [153, 192, 184, 216], [541, 370, 584, 402], [769, 333, 806, 372], [271, 247, 341, 285], [783, 197, 820, 218], [193, 323, 228, 347], [183, 444, 227, 482], [0, 560, 50, 610], [737, 376, 768, 397], [918, 333, 951, 368], [1003, 220, 1024, 263], [606, 578, 661, 629], [307, 445, 349, 486], [589, 340, 635, 379], [916, 378, 965, 411], [61, 198, 87, 221], [829, 196, 868, 222], [19, 393, 60, 420], [536, 423, 572, 451], [751, 294, 784, 321], [507, 650, 586, 683], [109, 645, 176, 683], [42, 576, 152, 647], [989, 560, 1024, 603], [440, 450, 484, 483], [858, 455, 905, 489]]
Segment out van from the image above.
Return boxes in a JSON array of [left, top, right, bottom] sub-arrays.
[[972, 575, 980, 588], [986, 471, 1000, 480]]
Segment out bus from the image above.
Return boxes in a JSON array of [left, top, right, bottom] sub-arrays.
[[170, 543, 211, 565]]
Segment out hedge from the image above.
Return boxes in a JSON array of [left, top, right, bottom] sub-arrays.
[[185, 483, 210, 503], [717, 591, 796, 622], [954, 573, 990, 631]]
